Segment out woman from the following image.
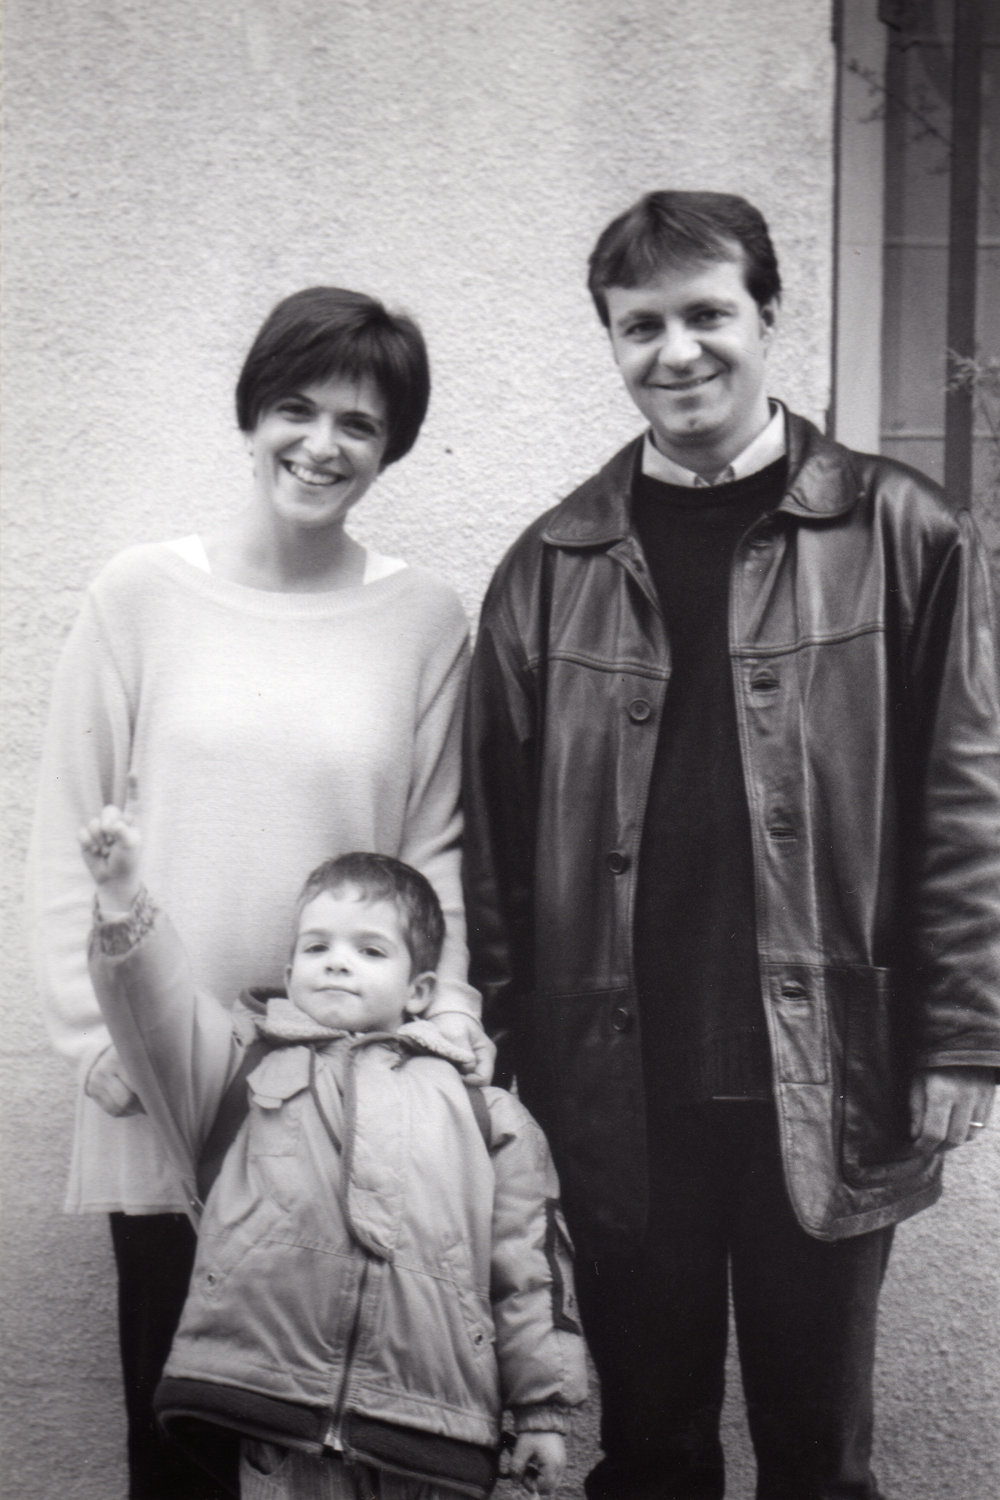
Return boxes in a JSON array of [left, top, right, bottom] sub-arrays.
[[29, 288, 489, 1499]]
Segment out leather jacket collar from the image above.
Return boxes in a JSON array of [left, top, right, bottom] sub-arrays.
[[541, 406, 863, 550]]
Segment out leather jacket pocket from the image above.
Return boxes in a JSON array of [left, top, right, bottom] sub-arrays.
[[835, 965, 926, 1186]]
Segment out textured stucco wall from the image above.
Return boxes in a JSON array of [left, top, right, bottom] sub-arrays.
[[2, 2, 996, 1496]]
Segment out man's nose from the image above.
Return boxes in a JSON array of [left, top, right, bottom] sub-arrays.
[[657, 321, 700, 369]]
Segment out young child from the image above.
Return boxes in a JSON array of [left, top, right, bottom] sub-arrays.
[[80, 794, 586, 1500]]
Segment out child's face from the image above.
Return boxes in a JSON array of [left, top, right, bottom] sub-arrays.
[[285, 885, 433, 1034]]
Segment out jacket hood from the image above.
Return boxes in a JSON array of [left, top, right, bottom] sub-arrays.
[[238, 990, 476, 1070], [540, 406, 865, 550]]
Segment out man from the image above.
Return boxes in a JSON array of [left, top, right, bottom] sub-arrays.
[[462, 192, 1000, 1500]]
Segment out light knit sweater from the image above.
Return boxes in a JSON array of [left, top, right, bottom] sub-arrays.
[[28, 541, 473, 1213]]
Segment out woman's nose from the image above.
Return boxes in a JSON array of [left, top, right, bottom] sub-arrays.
[[303, 417, 340, 460]]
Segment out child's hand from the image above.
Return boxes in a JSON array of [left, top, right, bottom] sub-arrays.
[[509, 1432, 566, 1495], [78, 774, 142, 912]]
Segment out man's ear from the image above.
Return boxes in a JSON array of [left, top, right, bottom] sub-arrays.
[[760, 300, 779, 341], [284, 962, 294, 992], [405, 972, 436, 1017]]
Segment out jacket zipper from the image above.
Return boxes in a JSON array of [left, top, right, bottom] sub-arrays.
[[326, 1253, 371, 1448]]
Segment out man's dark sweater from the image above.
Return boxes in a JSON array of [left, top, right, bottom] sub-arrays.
[[630, 455, 788, 1112]]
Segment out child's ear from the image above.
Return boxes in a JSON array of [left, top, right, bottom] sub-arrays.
[[404, 972, 436, 1017], [284, 962, 294, 993]]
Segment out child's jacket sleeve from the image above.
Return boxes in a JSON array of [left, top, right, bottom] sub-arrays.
[[87, 892, 241, 1217], [485, 1090, 588, 1429]]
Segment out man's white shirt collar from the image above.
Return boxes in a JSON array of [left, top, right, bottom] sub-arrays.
[[641, 403, 786, 488]]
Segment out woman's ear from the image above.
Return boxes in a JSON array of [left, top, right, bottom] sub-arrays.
[[404, 972, 436, 1017], [760, 300, 779, 342]]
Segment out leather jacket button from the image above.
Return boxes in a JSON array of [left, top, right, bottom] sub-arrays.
[[606, 851, 630, 874], [749, 672, 779, 692], [611, 1005, 632, 1033], [780, 980, 808, 999], [628, 698, 652, 723]]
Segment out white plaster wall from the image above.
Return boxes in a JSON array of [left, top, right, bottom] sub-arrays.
[[2, 1, 996, 1496]]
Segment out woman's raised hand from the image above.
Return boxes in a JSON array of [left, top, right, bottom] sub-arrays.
[[78, 773, 143, 912]]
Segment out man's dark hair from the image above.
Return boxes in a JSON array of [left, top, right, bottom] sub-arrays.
[[235, 286, 430, 467], [587, 190, 782, 327], [293, 852, 445, 975]]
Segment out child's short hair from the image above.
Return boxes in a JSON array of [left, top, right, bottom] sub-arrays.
[[294, 853, 445, 975]]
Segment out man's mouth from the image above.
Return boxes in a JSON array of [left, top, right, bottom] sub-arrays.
[[284, 461, 344, 487], [651, 372, 720, 393]]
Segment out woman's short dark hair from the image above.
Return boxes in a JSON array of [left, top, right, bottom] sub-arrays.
[[293, 852, 445, 976], [587, 191, 782, 327], [235, 287, 430, 467]]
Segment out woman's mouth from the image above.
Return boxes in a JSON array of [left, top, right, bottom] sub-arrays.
[[285, 461, 343, 487]]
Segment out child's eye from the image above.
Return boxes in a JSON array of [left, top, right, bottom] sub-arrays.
[[360, 946, 387, 959], [623, 319, 660, 341], [275, 399, 312, 419]]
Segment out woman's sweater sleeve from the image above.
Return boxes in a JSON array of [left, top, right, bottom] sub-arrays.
[[27, 590, 135, 1080], [398, 615, 479, 1019]]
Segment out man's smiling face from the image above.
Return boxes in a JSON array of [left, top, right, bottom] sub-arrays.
[[605, 252, 777, 477]]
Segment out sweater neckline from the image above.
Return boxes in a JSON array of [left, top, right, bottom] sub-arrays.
[[145, 539, 420, 617]]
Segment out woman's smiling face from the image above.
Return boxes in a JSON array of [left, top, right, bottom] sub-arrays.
[[250, 376, 389, 531]]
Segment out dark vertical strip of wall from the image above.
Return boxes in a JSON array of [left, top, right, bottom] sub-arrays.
[[944, 0, 984, 503]]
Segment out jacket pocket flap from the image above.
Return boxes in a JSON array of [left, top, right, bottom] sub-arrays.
[[247, 1047, 312, 1109]]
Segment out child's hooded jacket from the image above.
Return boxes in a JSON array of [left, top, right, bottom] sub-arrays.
[[89, 893, 587, 1497]]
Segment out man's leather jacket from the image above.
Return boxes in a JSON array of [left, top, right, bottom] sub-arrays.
[[463, 409, 1000, 1253]]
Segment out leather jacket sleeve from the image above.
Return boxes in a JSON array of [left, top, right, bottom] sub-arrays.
[[904, 508, 1000, 1066], [463, 568, 540, 1074]]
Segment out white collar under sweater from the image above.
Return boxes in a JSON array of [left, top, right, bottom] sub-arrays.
[[641, 401, 786, 488]]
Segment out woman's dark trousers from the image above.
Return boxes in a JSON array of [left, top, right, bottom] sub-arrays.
[[110, 1212, 239, 1499]]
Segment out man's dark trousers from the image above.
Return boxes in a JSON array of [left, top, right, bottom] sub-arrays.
[[573, 1102, 893, 1500]]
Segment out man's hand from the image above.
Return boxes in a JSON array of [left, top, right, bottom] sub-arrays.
[[509, 1432, 566, 1495], [426, 1010, 496, 1085], [909, 1066, 995, 1151], [78, 774, 142, 912], [84, 1043, 144, 1118]]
